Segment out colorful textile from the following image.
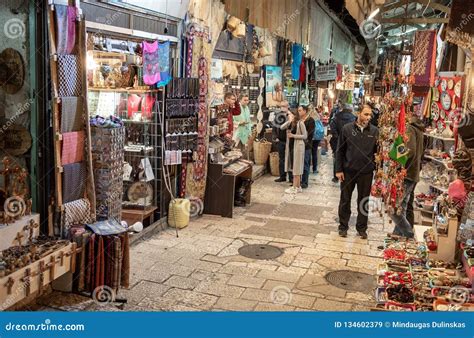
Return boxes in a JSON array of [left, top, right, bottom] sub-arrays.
[[299, 57, 306, 83], [57, 55, 82, 96], [55, 5, 76, 54], [233, 104, 252, 145], [62, 162, 86, 203], [193, 57, 208, 181], [157, 41, 172, 87], [60, 97, 83, 132], [398, 102, 406, 134], [61, 131, 85, 165], [63, 198, 93, 227], [186, 27, 195, 78], [291, 44, 303, 81], [141, 94, 155, 120], [412, 30, 436, 87], [142, 41, 161, 85]]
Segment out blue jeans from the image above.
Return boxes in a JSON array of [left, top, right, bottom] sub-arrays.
[[390, 179, 416, 238], [302, 148, 311, 186]]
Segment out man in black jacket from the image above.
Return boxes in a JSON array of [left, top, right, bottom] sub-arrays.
[[330, 103, 356, 182], [336, 105, 378, 239], [300, 106, 315, 189]]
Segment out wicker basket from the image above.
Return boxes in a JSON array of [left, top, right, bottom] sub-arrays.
[[254, 139, 272, 165], [269, 152, 280, 176]]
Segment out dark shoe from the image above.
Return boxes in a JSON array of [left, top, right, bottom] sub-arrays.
[[274, 177, 286, 182], [377, 245, 384, 250], [358, 231, 368, 239], [338, 230, 347, 238], [288, 180, 293, 185], [301, 184, 308, 189], [332, 177, 339, 183]]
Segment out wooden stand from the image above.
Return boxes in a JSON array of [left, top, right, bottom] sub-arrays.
[[0, 214, 40, 251], [204, 162, 252, 218]]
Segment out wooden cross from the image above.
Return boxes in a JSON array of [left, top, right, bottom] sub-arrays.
[[59, 251, 64, 266], [49, 255, 56, 280], [4, 277, 14, 295], [13, 232, 24, 247], [27, 220, 39, 241], [38, 261, 45, 295], [22, 268, 31, 296]]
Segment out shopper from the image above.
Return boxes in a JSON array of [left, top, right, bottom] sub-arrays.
[[330, 102, 355, 183], [390, 116, 425, 238], [336, 104, 378, 239], [224, 92, 240, 139], [281, 111, 307, 194], [311, 107, 324, 173], [273, 104, 293, 183], [233, 93, 252, 157], [299, 106, 315, 188]]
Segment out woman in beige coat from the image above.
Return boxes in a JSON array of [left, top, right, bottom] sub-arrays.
[[281, 110, 307, 194]]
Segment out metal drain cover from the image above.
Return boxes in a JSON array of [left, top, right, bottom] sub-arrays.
[[238, 244, 283, 260], [325, 270, 375, 292]]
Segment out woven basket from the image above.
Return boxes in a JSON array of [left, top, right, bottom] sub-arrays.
[[254, 139, 272, 165], [269, 152, 280, 176]]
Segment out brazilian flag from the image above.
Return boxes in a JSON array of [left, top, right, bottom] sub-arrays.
[[389, 135, 409, 166]]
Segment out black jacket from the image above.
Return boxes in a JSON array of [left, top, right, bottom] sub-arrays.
[[330, 108, 356, 139], [303, 116, 315, 150], [272, 111, 289, 142], [336, 122, 379, 174]]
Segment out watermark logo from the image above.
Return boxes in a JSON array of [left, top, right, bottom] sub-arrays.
[[92, 285, 115, 305], [4, 196, 26, 218], [271, 111, 288, 129], [359, 18, 381, 39], [189, 198, 204, 217], [4, 18, 25, 39], [448, 286, 471, 305], [270, 285, 293, 305], [359, 196, 383, 217]]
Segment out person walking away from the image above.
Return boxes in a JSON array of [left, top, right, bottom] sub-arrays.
[[299, 106, 315, 188], [336, 105, 378, 239], [390, 116, 424, 238], [330, 103, 355, 183], [281, 112, 307, 194], [312, 108, 325, 173], [273, 104, 293, 183], [233, 93, 252, 158]]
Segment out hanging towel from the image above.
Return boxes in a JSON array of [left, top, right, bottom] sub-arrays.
[[60, 97, 84, 133], [61, 130, 85, 165], [142, 40, 161, 85], [57, 55, 82, 96], [62, 162, 86, 203], [291, 44, 303, 81], [299, 57, 306, 83], [55, 5, 77, 54]]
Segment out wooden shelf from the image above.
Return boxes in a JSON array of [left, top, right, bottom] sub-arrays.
[[423, 132, 455, 141], [88, 87, 163, 94]]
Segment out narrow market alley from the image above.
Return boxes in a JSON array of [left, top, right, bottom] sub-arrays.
[[31, 155, 390, 312]]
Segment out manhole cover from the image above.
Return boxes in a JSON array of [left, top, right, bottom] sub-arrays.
[[238, 244, 283, 260], [325, 270, 375, 292]]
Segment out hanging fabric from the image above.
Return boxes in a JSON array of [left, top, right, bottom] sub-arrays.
[[193, 57, 208, 181], [412, 30, 437, 88], [62, 162, 86, 203], [57, 55, 82, 96], [156, 41, 172, 87], [60, 97, 84, 133], [61, 131, 85, 165], [142, 41, 161, 85], [291, 44, 303, 81], [55, 5, 77, 54]]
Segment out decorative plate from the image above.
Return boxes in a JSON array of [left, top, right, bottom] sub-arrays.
[[440, 79, 448, 91], [436, 120, 446, 134], [0, 124, 32, 156], [451, 99, 456, 110], [128, 182, 153, 205], [440, 91, 451, 110], [454, 81, 462, 97], [448, 79, 454, 90], [434, 78, 440, 87], [432, 87, 439, 101], [431, 102, 440, 120]]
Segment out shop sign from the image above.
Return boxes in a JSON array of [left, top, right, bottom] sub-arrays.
[[315, 64, 337, 81]]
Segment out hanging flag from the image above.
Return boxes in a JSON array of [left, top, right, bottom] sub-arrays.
[[389, 134, 409, 166]]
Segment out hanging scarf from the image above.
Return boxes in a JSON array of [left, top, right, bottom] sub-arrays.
[[412, 30, 436, 87], [156, 41, 172, 87], [291, 44, 303, 81], [186, 26, 195, 78], [193, 57, 208, 181], [142, 41, 161, 85]]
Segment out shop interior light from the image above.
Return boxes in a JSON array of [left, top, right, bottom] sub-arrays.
[[328, 89, 335, 99], [379, 49, 384, 55], [368, 8, 380, 20]]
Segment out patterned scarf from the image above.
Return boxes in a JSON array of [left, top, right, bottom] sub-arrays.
[[193, 57, 208, 181], [142, 41, 161, 85], [60, 97, 84, 133], [61, 131, 85, 165], [412, 30, 436, 87], [55, 5, 76, 54], [62, 162, 86, 203], [58, 55, 82, 97]]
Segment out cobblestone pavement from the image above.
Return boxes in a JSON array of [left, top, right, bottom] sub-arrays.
[[33, 154, 394, 311]]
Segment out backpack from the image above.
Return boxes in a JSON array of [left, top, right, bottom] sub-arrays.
[[313, 119, 324, 141]]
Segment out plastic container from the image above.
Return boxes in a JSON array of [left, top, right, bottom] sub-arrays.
[[168, 199, 190, 229]]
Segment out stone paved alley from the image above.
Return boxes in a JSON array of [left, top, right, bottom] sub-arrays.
[[30, 155, 392, 311]]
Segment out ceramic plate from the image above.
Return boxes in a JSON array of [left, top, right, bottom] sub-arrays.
[[439, 109, 446, 120], [432, 87, 439, 101], [440, 91, 451, 110], [431, 102, 440, 120], [441, 79, 448, 91], [448, 78, 454, 90], [435, 78, 440, 87], [454, 81, 462, 97], [437, 120, 446, 134]]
